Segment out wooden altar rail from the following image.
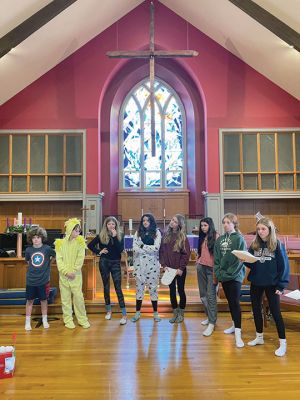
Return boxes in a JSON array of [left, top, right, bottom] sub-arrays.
[[0, 256, 97, 300]]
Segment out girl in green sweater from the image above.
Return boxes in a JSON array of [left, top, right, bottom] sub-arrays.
[[214, 213, 246, 348]]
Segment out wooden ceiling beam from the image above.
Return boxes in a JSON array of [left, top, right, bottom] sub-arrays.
[[0, 0, 78, 59], [228, 0, 300, 52]]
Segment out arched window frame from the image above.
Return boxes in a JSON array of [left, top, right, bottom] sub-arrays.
[[119, 78, 187, 190]]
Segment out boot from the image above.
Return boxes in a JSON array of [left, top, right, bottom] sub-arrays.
[[153, 312, 161, 322], [169, 308, 179, 323], [234, 328, 244, 348], [248, 332, 264, 346], [275, 339, 287, 357], [131, 311, 141, 323], [176, 308, 184, 323]]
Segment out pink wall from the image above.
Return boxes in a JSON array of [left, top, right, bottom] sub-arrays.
[[0, 0, 299, 216]]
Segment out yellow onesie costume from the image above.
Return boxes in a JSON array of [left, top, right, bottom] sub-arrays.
[[55, 218, 90, 329]]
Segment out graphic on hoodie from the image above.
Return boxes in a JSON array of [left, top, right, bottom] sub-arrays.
[[253, 248, 273, 263]]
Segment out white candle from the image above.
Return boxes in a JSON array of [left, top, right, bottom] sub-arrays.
[[17, 212, 22, 225], [141, 209, 144, 216], [129, 219, 133, 231], [163, 208, 166, 218]]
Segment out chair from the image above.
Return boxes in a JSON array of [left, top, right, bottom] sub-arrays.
[[280, 275, 300, 311], [185, 218, 202, 235], [286, 239, 300, 254]]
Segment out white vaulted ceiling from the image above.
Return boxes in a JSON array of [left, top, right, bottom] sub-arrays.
[[0, 0, 299, 106]]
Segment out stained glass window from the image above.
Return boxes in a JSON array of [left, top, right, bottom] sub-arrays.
[[121, 79, 185, 189]]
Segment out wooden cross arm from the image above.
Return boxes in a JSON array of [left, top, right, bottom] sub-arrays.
[[106, 50, 198, 59]]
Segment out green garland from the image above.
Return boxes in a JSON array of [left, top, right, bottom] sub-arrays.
[[6, 225, 26, 234]]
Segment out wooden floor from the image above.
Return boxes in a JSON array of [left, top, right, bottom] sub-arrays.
[[1, 311, 300, 400]]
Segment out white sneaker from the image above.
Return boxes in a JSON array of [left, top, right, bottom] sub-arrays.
[[201, 319, 209, 326], [203, 323, 214, 337], [234, 328, 244, 348], [43, 321, 50, 329], [105, 312, 112, 320], [224, 325, 235, 334], [275, 339, 287, 357], [120, 316, 127, 325], [248, 333, 264, 346], [25, 323, 32, 331]]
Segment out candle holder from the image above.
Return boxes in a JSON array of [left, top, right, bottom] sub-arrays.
[[16, 233, 22, 258], [128, 218, 133, 235]]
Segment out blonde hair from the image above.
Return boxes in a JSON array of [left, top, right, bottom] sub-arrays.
[[99, 216, 122, 244], [222, 213, 241, 233], [251, 217, 277, 252], [163, 214, 187, 252]]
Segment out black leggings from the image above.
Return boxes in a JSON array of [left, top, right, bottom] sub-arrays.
[[169, 269, 187, 310], [250, 284, 285, 339], [221, 280, 242, 329], [99, 258, 125, 309]]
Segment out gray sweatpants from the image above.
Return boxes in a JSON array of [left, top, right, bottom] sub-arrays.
[[197, 264, 217, 324]]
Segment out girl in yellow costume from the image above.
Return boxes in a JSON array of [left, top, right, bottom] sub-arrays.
[[55, 218, 90, 329]]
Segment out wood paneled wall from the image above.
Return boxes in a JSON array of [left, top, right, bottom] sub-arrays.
[[225, 198, 300, 234], [0, 201, 82, 232], [117, 191, 189, 221]]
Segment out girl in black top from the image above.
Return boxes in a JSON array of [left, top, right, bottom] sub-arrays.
[[243, 217, 289, 357], [88, 216, 127, 325]]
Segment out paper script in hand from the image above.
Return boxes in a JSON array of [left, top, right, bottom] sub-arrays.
[[284, 290, 300, 300], [161, 268, 177, 286], [231, 250, 260, 263]]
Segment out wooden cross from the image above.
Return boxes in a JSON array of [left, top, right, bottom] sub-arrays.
[[107, 1, 198, 156]]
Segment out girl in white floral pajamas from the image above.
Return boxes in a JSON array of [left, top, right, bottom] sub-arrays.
[[131, 213, 162, 322]]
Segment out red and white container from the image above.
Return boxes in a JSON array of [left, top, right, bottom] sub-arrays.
[[0, 346, 15, 379]]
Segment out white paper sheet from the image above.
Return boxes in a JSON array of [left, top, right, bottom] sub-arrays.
[[284, 289, 300, 300], [161, 268, 177, 285], [231, 250, 260, 263]]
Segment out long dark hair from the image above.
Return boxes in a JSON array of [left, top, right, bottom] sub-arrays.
[[198, 217, 217, 256], [137, 213, 157, 240]]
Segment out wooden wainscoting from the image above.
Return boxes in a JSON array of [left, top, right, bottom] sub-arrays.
[[0, 201, 82, 232], [0, 256, 96, 300], [117, 190, 189, 221], [225, 198, 300, 234]]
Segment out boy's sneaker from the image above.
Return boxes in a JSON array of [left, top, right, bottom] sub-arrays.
[[43, 321, 50, 329], [25, 323, 32, 331]]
